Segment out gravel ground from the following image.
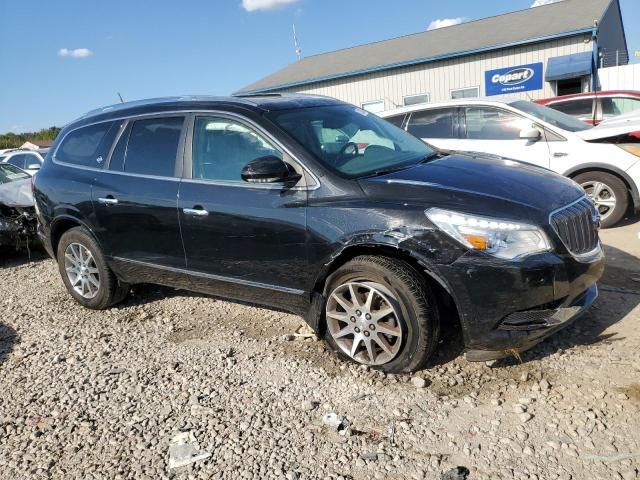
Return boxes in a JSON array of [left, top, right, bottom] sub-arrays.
[[1, 226, 639, 480]]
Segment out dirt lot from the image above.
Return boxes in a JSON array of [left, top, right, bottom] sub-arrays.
[[1, 220, 639, 480]]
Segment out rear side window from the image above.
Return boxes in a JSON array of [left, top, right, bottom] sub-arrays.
[[123, 117, 184, 177], [407, 108, 456, 139], [56, 121, 121, 168], [549, 99, 593, 119]]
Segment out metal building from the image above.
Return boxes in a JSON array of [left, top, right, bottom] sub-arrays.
[[237, 0, 628, 113]]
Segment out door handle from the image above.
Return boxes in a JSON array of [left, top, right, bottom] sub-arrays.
[[98, 196, 118, 205], [553, 152, 568, 157], [183, 207, 209, 217]]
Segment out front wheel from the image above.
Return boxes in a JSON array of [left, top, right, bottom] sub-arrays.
[[574, 171, 629, 228], [56, 227, 129, 309], [323, 256, 440, 373]]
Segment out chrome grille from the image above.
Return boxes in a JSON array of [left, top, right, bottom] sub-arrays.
[[550, 197, 599, 256]]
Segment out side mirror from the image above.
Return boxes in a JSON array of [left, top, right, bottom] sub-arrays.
[[520, 127, 542, 141], [241, 156, 302, 184], [28, 164, 41, 171]]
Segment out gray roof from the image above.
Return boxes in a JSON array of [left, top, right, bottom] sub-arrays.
[[238, 0, 612, 94]]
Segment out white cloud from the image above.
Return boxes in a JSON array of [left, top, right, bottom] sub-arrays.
[[241, 0, 300, 12], [427, 17, 469, 31], [530, 0, 563, 7], [58, 48, 93, 58]]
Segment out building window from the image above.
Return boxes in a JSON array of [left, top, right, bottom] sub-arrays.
[[403, 94, 430, 106], [361, 100, 385, 114], [450, 87, 480, 99]]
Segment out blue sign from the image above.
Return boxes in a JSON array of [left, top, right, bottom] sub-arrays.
[[484, 62, 543, 96]]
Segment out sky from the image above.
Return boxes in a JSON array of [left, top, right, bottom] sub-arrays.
[[1, 0, 638, 133]]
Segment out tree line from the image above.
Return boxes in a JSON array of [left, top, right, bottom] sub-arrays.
[[0, 127, 61, 149]]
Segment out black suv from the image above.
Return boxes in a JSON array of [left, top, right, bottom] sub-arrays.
[[34, 94, 604, 372]]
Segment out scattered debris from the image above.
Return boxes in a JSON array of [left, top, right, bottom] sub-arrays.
[[321, 413, 351, 434], [168, 431, 211, 469], [442, 466, 470, 480]]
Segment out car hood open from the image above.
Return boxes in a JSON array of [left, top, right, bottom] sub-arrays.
[[0, 179, 34, 208], [358, 152, 584, 219]]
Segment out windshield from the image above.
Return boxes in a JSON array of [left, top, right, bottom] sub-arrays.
[[0, 163, 30, 184], [266, 105, 435, 178], [509, 100, 590, 132]]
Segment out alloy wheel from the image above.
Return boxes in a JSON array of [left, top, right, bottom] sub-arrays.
[[64, 243, 100, 299], [326, 281, 403, 366], [580, 181, 616, 221]]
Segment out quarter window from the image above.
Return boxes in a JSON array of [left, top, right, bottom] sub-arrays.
[[407, 108, 456, 139], [56, 121, 122, 168], [123, 117, 184, 177], [464, 107, 531, 140], [451, 87, 479, 99], [192, 116, 282, 182]]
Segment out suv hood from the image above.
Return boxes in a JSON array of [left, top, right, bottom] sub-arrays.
[[576, 114, 640, 140], [358, 152, 584, 220]]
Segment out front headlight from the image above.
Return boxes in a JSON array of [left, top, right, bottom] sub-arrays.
[[426, 208, 551, 260]]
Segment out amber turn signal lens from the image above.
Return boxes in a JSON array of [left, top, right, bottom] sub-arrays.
[[463, 234, 488, 250]]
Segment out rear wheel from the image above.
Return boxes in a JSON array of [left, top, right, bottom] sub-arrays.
[[323, 255, 439, 373], [574, 171, 629, 228], [56, 227, 129, 309]]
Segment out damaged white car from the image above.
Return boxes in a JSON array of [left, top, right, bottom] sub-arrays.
[[381, 99, 640, 227], [0, 164, 37, 250]]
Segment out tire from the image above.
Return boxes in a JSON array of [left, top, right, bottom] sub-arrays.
[[56, 227, 129, 309], [573, 171, 629, 228], [322, 255, 440, 373]]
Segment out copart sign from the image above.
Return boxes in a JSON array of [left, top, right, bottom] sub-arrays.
[[484, 62, 543, 96]]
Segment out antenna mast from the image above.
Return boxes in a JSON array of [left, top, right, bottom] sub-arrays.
[[293, 24, 302, 61]]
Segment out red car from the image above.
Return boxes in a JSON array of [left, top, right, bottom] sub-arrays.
[[535, 90, 640, 126]]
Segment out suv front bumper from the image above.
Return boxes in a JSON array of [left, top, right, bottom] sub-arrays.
[[436, 246, 604, 361]]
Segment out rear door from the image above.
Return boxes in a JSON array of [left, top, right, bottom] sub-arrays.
[[455, 106, 551, 168], [92, 115, 186, 270], [177, 113, 308, 304]]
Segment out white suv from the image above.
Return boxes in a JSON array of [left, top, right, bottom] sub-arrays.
[[381, 99, 640, 228], [0, 150, 44, 176]]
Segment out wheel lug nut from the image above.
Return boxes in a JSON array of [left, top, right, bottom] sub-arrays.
[[350, 316, 356, 322], [364, 331, 370, 337], [354, 327, 360, 333], [356, 310, 362, 316], [369, 324, 375, 330], [365, 313, 371, 320]]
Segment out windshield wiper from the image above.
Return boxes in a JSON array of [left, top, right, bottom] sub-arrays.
[[362, 152, 442, 178]]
